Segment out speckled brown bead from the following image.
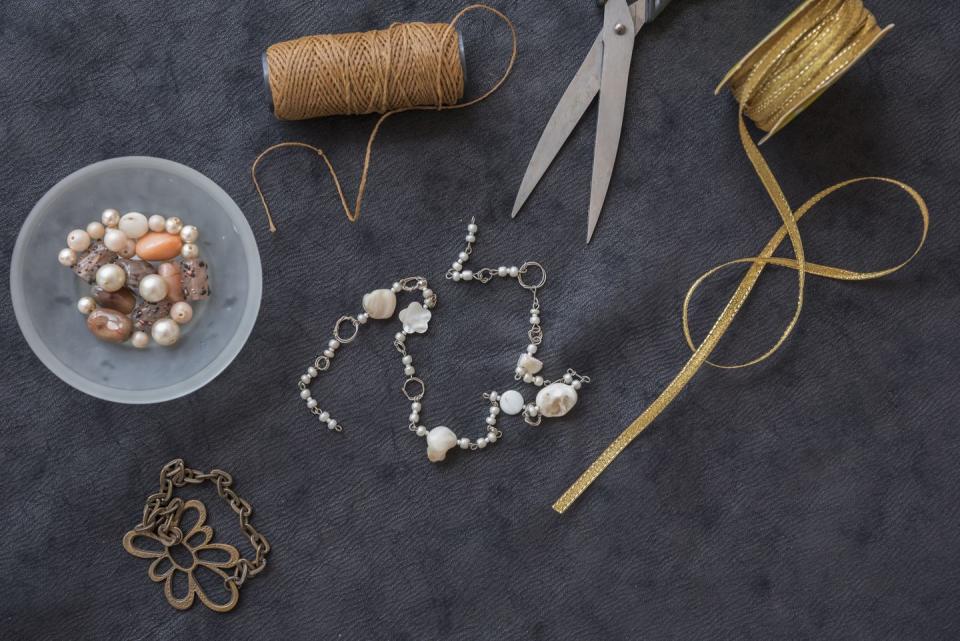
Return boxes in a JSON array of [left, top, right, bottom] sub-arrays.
[[71, 242, 117, 283], [131, 299, 172, 332], [115, 257, 157, 289], [180, 259, 210, 301]]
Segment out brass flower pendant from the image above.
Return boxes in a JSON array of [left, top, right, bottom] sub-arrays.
[[123, 499, 242, 612]]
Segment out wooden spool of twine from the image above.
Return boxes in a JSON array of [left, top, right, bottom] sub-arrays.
[[252, 4, 517, 230]]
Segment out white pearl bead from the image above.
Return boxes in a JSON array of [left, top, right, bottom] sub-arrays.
[[525, 403, 539, 416], [357, 313, 369, 324], [151, 318, 180, 346], [307, 398, 318, 409], [170, 301, 193, 324], [307, 367, 318, 377], [411, 401, 422, 412], [118, 212, 149, 239], [404, 365, 415, 376], [402, 355, 413, 365], [327, 339, 339, 350], [180, 225, 199, 243], [487, 432, 498, 443], [409, 412, 419, 423], [497, 266, 507, 276], [465, 234, 476, 243], [461, 270, 473, 281], [452, 262, 462, 271], [77, 296, 96, 314], [422, 288, 434, 299], [467, 223, 478, 233], [118, 239, 136, 259], [164, 216, 183, 234], [489, 406, 500, 415], [572, 380, 582, 390], [476, 438, 488, 448], [416, 425, 428, 437], [86, 221, 105, 240], [529, 316, 539, 324], [58, 248, 77, 267], [563, 373, 574, 384], [527, 344, 538, 354], [67, 229, 91, 252], [534, 376, 544, 386], [300, 374, 311, 385], [327, 419, 338, 430], [131, 331, 150, 348], [452, 272, 461, 281], [318, 411, 330, 421], [138, 274, 168, 303], [489, 391, 499, 402], [458, 438, 470, 449], [458, 251, 469, 262], [509, 266, 519, 277], [300, 389, 311, 399], [391, 282, 402, 293], [103, 228, 129, 252], [148, 214, 166, 232], [323, 349, 336, 358], [181, 243, 199, 260], [95, 263, 126, 292], [101, 208, 120, 227], [486, 416, 497, 426], [523, 373, 534, 383], [395, 332, 406, 343]]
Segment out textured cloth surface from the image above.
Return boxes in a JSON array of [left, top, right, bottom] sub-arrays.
[[2, 1, 959, 639]]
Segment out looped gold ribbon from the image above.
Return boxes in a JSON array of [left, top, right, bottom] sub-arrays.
[[553, 0, 929, 514]]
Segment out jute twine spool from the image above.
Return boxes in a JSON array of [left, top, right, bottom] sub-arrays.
[[252, 4, 517, 230]]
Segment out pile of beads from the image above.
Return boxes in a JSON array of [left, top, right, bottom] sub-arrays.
[[57, 209, 210, 348]]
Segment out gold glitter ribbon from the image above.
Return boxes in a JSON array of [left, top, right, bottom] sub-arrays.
[[553, 0, 929, 514]]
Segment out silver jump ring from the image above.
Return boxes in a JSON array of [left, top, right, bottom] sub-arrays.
[[518, 261, 546, 290], [402, 377, 425, 401], [313, 355, 331, 371], [333, 316, 360, 343]]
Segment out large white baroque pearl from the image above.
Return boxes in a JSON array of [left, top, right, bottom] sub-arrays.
[[535, 383, 578, 418], [362, 288, 397, 319], [426, 426, 458, 462], [498, 390, 525, 415]]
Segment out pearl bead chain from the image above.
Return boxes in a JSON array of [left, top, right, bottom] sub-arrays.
[[296, 218, 590, 462]]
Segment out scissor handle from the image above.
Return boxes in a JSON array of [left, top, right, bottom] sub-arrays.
[[645, 0, 672, 21]]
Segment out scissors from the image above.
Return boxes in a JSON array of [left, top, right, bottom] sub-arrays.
[[511, 0, 674, 242]]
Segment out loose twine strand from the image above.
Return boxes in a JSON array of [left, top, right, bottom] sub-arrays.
[[252, 4, 517, 231], [553, 0, 928, 514]]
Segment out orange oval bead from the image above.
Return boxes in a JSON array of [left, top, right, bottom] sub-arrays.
[[135, 232, 183, 261]]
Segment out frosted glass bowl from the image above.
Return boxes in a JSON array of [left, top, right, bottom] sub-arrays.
[[10, 157, 262, 403]]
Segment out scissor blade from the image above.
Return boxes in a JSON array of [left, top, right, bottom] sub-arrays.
[[510, 32, 604, 219], [587, 0, 636, 243]]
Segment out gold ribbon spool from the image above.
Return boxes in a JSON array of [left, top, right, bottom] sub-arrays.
[[553, 0, 929, 514]]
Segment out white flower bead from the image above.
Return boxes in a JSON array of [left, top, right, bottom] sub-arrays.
[[181, 243, 199, 260], [170, 301, 193, 324], [77, 296, 96, 314], [148, 215, 166, 232], [151, 318, 180, 346], [164, 216, 183, 234], [67, 229, 91, 252], [180, 225, 199, 243], [101, 208, 120, 227], [58, 248, 77, 267], [131, 331, 150, 348], [138, 274, 168, 303], [86, 221, 105, 240], [118, 212, 149, 239], [95, 263, 126, 292]]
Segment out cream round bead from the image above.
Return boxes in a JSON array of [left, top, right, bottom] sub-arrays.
[[307, 366, 318, 377], [458, 438, 470, 449], [86, 221, 105, 240], [402, 355, 413, 365], [95, 263, 126, 292], [148, 215, 166, 232], [67, 229, 91, 252], [326, 419, 338, 430], [487, 432, 498, 443], [170, 301, 193, 324], [476, 438, 488, 449], [131, 331, 150, 348], [415, 425, 428, 437], [151, 318, 180, 346], [300, 374, 311, 385], [485, 416, 497, 426], [465, 234, 476, 243], [101, 208, 120, 227], [467, 223, 478, 233], [404, 365, 415, 376], [77, 296, 96, 315], [164, 216, 183, 234], [318, 411, 330, 421], [118, 212, 149, 239], [118, 239, 137, 259], [180, 225, 199, 243], [181, 243, 199, 260], [58, 248, 77, 267], [508, 266, 519, 277], [306, 398, 318, 409], [103, 228, 129, 252], [411, 401, 422, 412], [300, 389, 312, 400], [138, 274, 168, 303]]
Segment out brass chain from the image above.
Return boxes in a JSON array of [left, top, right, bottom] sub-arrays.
[[134, 459, 270, 588]]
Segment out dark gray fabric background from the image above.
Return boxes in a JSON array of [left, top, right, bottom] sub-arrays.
[[2, 0, 959, 639]]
